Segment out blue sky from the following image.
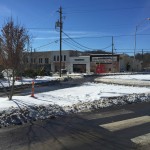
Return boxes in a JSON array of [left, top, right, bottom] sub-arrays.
[[0, 0, 150, 55]]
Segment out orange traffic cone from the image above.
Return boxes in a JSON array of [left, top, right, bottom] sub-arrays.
[[31, 81, 34, 97]]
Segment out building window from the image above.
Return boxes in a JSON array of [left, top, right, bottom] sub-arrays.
[[34, 58, 36, 63], [31, 58, 33, 63], [45, 58, 49, 64], [54, 56, 56, 61], [64, 55, 66, 61], [57, 56, 59, 61], [39, 58, 42, 64]]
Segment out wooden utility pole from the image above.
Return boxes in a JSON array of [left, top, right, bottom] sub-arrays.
[[112, 36, 114, 73], [142, 49, 144, 61], [58, 6, 63, 77]]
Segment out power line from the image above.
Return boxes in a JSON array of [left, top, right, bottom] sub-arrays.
[[63, 39, 112, 53], [63, 6, 150, 14], [116, 48, 150, 50], [63, 31, 150, 53], [61, 33, 150, 40], [63, 32, 112, 51], [101, 45, 112, 50], [63, 39, 79, 51], [63, 31, 95, 50], [35, 40, 58, 50], [63, 38, 86, 50]]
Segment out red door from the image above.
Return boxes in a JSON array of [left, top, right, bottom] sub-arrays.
[[96, 64, 105, 73]]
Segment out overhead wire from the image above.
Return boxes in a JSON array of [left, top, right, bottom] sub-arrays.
[[24, 27, 150, 53], [63, 31, 95, 50], [63, 38, 86, 50], [35, 40, 59, 50], [62, 31, 150, 53], [60, 33, 150, 40], [63, 39, 79, 51], [63, 32, 112, 52], [63, 6, 150, 14]]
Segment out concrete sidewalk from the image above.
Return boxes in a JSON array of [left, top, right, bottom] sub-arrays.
[[95, 78, 150, 87]]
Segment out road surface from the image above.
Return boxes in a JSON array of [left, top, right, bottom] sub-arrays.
[[0, 102, 150, 150]]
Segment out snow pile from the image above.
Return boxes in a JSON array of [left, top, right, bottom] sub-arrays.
[[0, 82, 150, 127], [101, 74, 150, 81], [96, 74, 150, 86], [67, 93, 150, 112], [0, 93, 150, 127], [0, 104, 66, 127]]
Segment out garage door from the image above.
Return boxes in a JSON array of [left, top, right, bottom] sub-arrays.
[[73, 64, 86, 73]]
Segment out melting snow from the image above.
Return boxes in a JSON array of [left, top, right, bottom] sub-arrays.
[[0, 74, 150, 127]]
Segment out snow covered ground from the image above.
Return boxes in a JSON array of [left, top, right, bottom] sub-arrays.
[[0, 76, 61, 88], [95, 74, 150, 86], [101, 74, 150, 81], [1, 82, 150, 110], [0, 74, 150, 127]]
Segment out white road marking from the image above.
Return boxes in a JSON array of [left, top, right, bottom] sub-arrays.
[[131, 133, 150, 145], [100, 116, 150, 132], [82, 109, 133, 120]]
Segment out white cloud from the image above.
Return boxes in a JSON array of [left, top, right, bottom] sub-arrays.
[[30, 30, 57, 34], [0, 5, 11, 16], [33, 37, 59, 40], [32, 30, 110, 41], [65, 30, 109, 37]]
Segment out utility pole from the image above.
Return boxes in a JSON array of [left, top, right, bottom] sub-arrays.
[[57, 6, 63, 77], [112, 36, 114, 73], [142, 49, 144, 70], [133, 26, 138, 72], [142, 49, 144, 61], [133, 18, 150, 72]]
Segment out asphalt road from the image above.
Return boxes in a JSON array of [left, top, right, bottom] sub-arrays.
[[0, 102, 150, 150]]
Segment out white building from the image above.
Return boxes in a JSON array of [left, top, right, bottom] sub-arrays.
[[24, 50, 142, 74], [67, 56, 90, 73], [50, 50, 80, 72]]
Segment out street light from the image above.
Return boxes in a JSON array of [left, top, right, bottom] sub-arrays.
[[133, 18, 150, 71]]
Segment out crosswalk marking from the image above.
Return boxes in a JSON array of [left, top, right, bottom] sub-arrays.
[[100, 116, 150, 132], [81, 109, 133, 120], [131, 133, 150, 145]]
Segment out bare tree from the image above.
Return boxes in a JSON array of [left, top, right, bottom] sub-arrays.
[[0, 19, 31, 100]]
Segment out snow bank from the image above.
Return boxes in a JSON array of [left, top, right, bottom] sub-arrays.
[[0, 93, 150, 127], [95, 74, 150, 86], [101, 74, 150, 81], [0, 82, 150, 127]]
